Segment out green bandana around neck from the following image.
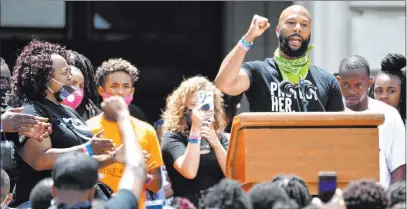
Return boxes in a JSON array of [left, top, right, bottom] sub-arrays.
[[274, 44, 315, 84]]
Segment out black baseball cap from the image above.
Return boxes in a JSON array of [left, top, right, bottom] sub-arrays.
[[52, 152, 100, 190]]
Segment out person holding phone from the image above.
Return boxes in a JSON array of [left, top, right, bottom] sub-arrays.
[[161, 76, 229, 206], [86, 58, 163, 209], [6, 40, 117, 206]]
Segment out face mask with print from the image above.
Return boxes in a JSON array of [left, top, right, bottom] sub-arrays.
[[61, 88, 84, 109], [47, 78, 81, 105], [102, 92, 133, 106]]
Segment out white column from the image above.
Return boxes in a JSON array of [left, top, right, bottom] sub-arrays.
[[295, 1, 351, 73]]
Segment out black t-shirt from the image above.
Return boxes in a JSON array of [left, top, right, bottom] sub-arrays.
[[223, 94, 243, 133], [10, 99, 93, 206], [242, 58, 344, 112], [104, 189, 139, 209], [161, 131, 229, 206], [76, 99, 102, 121]]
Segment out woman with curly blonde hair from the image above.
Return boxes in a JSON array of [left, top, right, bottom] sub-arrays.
[[161, 76, 229, 206]]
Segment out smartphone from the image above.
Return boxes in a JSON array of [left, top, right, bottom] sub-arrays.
[[318, 171, 337, 203], [197, 90, 214, 112], [197, 90, 214, 153]]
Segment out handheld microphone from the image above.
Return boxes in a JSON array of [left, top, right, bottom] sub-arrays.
[[303, 80, 326, 112], [279, 80, 301, 112]]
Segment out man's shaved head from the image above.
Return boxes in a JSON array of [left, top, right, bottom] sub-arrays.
[[279, 5, 311, 26], [276, 5, 312, 58]]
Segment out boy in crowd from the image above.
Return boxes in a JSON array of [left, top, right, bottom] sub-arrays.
[[86, 58, 163, 209]]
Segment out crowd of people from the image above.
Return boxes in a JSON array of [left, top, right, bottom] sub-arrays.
[[0, 4, 406, 209]]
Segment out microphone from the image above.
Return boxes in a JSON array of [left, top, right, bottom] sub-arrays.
[[279, 80, 302, 112], [298, 77, 308, 112], [303, 80, 317, 95], [279, 80, 296, 96], [303, 80, 326, 112]]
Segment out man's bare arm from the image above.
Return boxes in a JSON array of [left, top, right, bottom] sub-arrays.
[[215, 44, 251, 96], [215, 14, 270, 96], [102, 97, 146, 200], [391, 165, 406, 184]]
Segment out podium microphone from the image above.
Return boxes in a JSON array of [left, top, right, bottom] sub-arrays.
[[303, 80, 326, 112], [279, 80, 301, 112], [298, 77, 308, 112]]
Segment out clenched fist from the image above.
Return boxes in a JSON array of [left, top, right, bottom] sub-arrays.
[[244, 14, 271, 43], [101, 96, 130, 122]]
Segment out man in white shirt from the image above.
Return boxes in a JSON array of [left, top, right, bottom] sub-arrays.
[[336, 55, 406, 188]]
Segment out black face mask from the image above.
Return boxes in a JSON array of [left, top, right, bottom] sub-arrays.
[[184, 109, 193, 128], [278, 29, 311, 58]]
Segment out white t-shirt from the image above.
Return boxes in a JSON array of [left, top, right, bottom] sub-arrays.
[[146, 166, 172, 205], [346, 98, 406, 188]]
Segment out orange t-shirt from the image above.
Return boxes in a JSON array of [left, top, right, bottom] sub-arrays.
[[86, 114, 163, 209]]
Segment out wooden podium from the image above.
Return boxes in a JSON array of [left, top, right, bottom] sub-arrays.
[[226, 112, 384, 194]]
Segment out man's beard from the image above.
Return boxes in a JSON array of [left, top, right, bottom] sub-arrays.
[[278, 30, 311, 58]]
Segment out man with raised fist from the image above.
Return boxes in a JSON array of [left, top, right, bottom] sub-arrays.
[[215, 5, 344, 113]]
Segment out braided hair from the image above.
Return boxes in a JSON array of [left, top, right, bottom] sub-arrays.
[[66, 50, 101, 120], [370, 53, 406, 122]]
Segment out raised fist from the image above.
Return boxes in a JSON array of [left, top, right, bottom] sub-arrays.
[[101, 96, 130, 122], [245, 14, 271, 43]]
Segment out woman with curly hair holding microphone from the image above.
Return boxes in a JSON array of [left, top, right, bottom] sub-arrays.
[[161, 76, 229, 206]]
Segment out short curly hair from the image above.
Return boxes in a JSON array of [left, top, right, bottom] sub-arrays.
[[95, 58, 139, 87], [248, 182, 291, 209], [271, 200, 299, 209], [271, 175, 312, 207], [343, 180, 388, 209], [387, 181, 406, 207], [8, 40, 67, 106], [198, 178, 252, 209]]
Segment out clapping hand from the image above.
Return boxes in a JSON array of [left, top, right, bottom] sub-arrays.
[[86, 129, 115, 155], [2, 107, 52, 142]]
